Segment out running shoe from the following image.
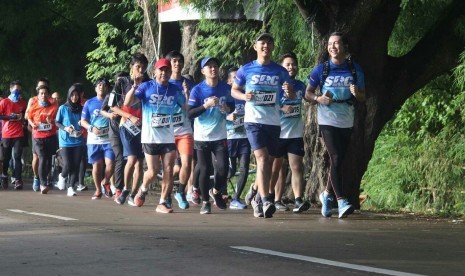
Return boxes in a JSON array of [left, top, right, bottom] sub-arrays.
[[275, 200, 290, 211], [200, 201, 211, 214], [32, 177, 40, 192], [67, 187, 76, 197], [293, 199, 310, 213], [337, 198, 354, 219], [174, 192, 189, 209], [40, 185, 49, 195], [229, 199, 247, 209], [263, 201, 276, 218], [191, 189, 201, 205], [57, 174, 66, 191], [1, 176, 8, 190], [165, 195, 173, 209], [186, 192, 193, 202], [14, 180, 23, 190], [244, 185, 257, 206], [113, 189, 122, 201], [76, 184, 88, 191], [156, 202, 173, 214], [209, 189, 227, 209], [101, 181, 113, 198], [127, 195, 136, 207], [92, 192, 102, 200], [251, 199, 263, 218], [319, 191, 334, 217], [116, 190, 130, 205], [134, 189, 148, 207]]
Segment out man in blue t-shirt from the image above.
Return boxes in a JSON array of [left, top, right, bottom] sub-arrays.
[[231, 33, 294, 218]]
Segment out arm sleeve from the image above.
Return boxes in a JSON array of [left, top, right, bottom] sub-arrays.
[[187, 104, 206, 119]]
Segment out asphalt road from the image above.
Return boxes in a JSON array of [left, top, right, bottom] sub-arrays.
[[1, 182, 464, 276]]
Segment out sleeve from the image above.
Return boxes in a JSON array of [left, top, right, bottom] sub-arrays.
[[56, 106, 63, 124], [188, 87, 200, 107], [308, 64, 322, 88], [0, 100, 5, 115], [234, 67, 246, 87], [134, 82, 146, 100], [81, 101, 90, 120]]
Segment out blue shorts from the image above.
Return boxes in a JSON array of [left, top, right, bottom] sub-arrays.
[[87, 143, 115, 164], [245, 123, 280, 157], [275, 137, 305, 158], [228, 138, 251, 158], [120, 127, 144, 159]]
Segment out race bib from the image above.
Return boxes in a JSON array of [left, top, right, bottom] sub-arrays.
[[151, 114, 171, 128], [95, 126, 109, 137], [172, 113, 184, 127], [38, 122, 52, 132], [123, 119, 141, 137], [254, 91, 276, 106], [69, 130, 82, 138], [283, 104, 301, 118], [232, 115, 245, 133]]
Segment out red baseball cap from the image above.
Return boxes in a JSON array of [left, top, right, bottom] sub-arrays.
[[154, 58, 171, 69]]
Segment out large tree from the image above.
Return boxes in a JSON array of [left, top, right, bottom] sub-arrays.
[[292, 0, 465, 208]]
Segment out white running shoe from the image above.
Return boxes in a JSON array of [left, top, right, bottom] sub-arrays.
[[57, 174, 67, 191], [67, 187, 76, 197]]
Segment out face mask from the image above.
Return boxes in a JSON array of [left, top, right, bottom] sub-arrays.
[[8, 89, 21, 103], [39, 100, 49, 107]]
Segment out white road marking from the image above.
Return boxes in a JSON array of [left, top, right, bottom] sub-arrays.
[[231, 246, 425, 276], [7, 209, 78, 221]]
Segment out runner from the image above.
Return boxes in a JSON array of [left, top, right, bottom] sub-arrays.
[[187, 57, 235, 214], [76, 84, 89, 192], [124, 58, 185, 214], [225, 66, 249, 210], [231, 33, 294, 218], [80, 78, 115, 200], [0, 80, 27, 190], [24, 77, 50, 191], [105, 53, 150, 205], [27, 85, 59, 194], [270, 53, 310, 213], [305, 32, 366, 218], [55, 84, 85, 196], [166, 50, 194, 209]]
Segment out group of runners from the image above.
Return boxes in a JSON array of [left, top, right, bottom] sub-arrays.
[[0, 31, 365, 219]]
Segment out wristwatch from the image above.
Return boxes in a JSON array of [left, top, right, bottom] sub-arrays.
[[313, 95, 318, 101]]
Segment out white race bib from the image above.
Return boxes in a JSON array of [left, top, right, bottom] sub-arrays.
[[283, 104, 301, 118], [95, 126, 109, 137], [38, 123, 52, 132], [232, 115, 245, 133], [172, 113, 184, 127], [69, 130, 82, 138], [123, 119, 141, 137], [254, 91, 276, 106], [151, 114, 171, 128]]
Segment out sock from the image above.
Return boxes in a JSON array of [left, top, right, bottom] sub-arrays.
[[177, 183, 186, 193], [295, 197, 302, 203]]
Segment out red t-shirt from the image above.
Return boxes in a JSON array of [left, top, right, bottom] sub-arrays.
[[28, 100, 59, 138], [0, 98, 27, 139]]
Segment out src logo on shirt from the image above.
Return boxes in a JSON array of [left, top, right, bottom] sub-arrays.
[[92, 109, 101, 118], [324, 76, 353, 87], [250, 75, 279, 86], [149, 94, 175, 105]]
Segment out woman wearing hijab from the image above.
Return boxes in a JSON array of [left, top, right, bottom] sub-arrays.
[[55, 84, 85, 196]]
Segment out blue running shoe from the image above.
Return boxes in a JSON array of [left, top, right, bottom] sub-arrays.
[[337, 198, 354, 219], [319, 191, 334, 217], [32, 177, 40, 192], [174, 192, 190, 209], [165, 195, 173, 209], [229, 199, 247, 209]]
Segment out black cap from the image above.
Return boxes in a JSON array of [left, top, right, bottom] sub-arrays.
[[255, 33, 274, 43]]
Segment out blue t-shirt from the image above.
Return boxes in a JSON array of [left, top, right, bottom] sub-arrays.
[[169, 77, 194, 136], [188, 80, 235, 141], [135, 80, 184, 144], [56, 105, 85, 147], [226, 99, 247, 140], [308, 60, 365, 128], [234, 60, 290, 126], [279, 79, 306, 139], [82, 96, 110, 145]]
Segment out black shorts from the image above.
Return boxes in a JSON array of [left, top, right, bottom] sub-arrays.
[[142, 143, 176, 156], [32, 136, 58, 157], [275, 137, 305, 158]]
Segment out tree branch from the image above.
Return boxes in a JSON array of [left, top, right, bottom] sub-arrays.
[[292, 0, 328, 37], [390, 0, 465, 105]]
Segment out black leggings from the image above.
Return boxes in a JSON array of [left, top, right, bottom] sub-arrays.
[[229, 153, 250, 200], [61, 146, 83, 189], [195, 140, 228, 201], [320, 125, 352, 199], [2, 138, 23, 180], [78, 145, 87, 186], [34, 136, 57, 185]]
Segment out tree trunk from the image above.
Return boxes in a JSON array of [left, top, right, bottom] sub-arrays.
[[293, 0, 465, 209]]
